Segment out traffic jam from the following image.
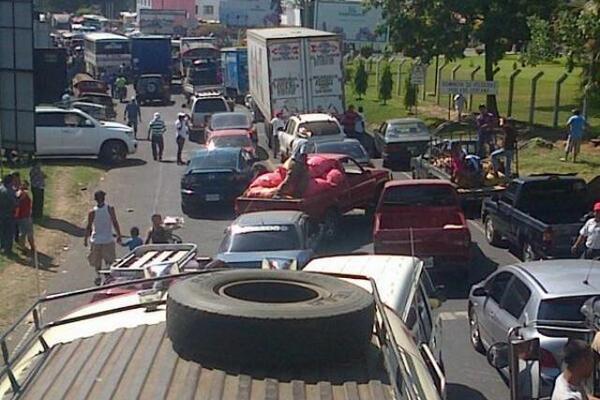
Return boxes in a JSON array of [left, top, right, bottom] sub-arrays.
[[1, 6, 600, 400]]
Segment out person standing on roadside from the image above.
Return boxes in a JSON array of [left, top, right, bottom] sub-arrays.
[[148, 112, 166, 161], [29, 161, 46, 219], [476, 104, 496, 157], [175, 112, 189, 165], [572, 202, 600, 259], [14, 180, 35, 254], [0, 174, 17, 255], [84, 190, 122, 285], [454, 93, 467, 121], [124, 97, 141, 138], [563, 109, 588, 163], [270, 111, 286, 156]]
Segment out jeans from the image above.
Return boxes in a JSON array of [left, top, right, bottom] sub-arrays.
[[491, 148, 514, 176], [176, 136, 185, 164], [127, 119, 138, 136], [477, 131, 495, 157], [151, 135, 164, 160], [0, 216, 15, 253], [32, 187, 44, 219]]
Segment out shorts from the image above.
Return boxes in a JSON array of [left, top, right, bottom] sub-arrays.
[[16, 218, 33, 235], [566, 136, 581, 154], [87, 242, 116, 271]]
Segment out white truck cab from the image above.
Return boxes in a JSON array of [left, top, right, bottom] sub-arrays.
[[276, 113, 346, 160]]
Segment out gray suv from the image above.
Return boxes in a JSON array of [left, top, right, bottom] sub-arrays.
[[468, 260, 600, 395]]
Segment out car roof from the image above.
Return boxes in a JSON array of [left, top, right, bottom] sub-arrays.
[[386, 118, 426, 125], [234, 211, 306, 226], [292, 113, 338, 122], [384, 179, 455, 189], [35, 106, 82, 113], [510, 260, 600, 297]]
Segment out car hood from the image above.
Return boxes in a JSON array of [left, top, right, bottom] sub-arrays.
[[216, 250, 308, 268], [384, 134, 431, 144]]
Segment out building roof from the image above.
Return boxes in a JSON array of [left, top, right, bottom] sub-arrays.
[[247, 27, 338, 40], [235, 210, 306, 226], [514, 260, 600, 297], [84, 32, 129, 41]]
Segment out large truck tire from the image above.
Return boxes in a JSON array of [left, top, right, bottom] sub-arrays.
[[166, 269, 375, 368]]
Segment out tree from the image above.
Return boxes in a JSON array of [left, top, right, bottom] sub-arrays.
[[379, 64, 393, 105], [404, 76, 417, 112], [373, 0, 560, 113], [353, 60, 369, 100], [523, 16, 557, 66], [360, 45, 374, 59]]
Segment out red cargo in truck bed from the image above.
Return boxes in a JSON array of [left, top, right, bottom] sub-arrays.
[[373, 180, 471, 264]]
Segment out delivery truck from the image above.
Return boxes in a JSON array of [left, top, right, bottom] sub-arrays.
[[221, 47, 249, 102], [131, 35, 172, 79], [247, 27, 345, 131]]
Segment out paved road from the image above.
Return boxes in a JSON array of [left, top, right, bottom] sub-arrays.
[[37, 92, 518, 399]]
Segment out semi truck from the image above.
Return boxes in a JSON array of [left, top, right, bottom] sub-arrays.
[[247, 27, 345, 131], [130, 35, 172, 79], [221, 47, 248, 102]]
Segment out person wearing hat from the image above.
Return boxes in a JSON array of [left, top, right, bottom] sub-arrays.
[[572, 202, 600, 259], [148, 112, 166, 161], [124, 97, 141, 138], [175, 112, 190, 165]]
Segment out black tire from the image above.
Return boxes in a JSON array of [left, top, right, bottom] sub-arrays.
[[469, 306, 485, 353], [484, 216, 502, 246], [166, 270, 375, 368], [322, 208, 341, 241], [99, 141, 127, 165]]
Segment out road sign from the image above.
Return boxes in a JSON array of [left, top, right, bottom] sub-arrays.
[[440, 80, 498, 95], [411, 65, 426, 85]]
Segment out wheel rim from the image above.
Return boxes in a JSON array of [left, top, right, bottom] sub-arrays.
[[485, 219, 494, 243], [469, 311, 480, 346], [109, 144, 124, 162]]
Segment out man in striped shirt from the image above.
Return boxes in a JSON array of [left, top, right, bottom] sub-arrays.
[[148, 112, 166, 161]]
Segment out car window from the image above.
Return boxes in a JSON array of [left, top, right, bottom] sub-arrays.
[[500, 278, 531, 319], [211, 113, 251, 130], [382, 185, 458, 207], [406, 284, 433, 344], [226, 225, 300, 252], [64, 113, 87, 127], [339, 158, 363, 175], [189, 151, 239, 170], [298, 121, 340, 137], [486, 271, 514, 304], [210, 135, 252, 149], [387, 122, 428, 137], [537, 296, 590, 322], [35, 112, 66, 127], [193, 98, 228, 113], [316, 141, 368, 160], [286, 120, 297, 135]]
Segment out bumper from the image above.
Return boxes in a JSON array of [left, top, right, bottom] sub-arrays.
[[373, 241, 471, 265]]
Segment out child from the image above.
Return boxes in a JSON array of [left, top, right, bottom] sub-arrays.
[[122, 227, 143, 250], [145, 214, 171, 244]]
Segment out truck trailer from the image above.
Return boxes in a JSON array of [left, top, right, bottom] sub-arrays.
[[131, 35, 172, 79], [221, 47, 248, 102]]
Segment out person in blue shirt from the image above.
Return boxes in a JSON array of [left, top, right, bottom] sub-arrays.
[[121, 226, 143, 251], [563, 109, 588, 162]]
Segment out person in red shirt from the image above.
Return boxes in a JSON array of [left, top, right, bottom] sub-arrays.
[[15, 181, 35, 253], [341, 105, 360, 137]]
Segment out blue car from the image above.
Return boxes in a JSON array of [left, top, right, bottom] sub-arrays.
[[216, 211, 320, 269], [180, 147, 255, 214]]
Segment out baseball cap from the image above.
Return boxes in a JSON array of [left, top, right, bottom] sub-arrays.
[[594, 202, 600, 212]]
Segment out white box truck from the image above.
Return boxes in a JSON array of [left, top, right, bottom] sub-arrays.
[[247, 27, 345, 128]]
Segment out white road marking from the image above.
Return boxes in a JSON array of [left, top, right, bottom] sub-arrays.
[[439, 311, 468, 321]]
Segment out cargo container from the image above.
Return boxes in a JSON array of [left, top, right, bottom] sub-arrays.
[[221, 47, 248, 102], [131, 35, 172, 79]]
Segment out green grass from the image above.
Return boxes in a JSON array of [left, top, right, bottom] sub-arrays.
[[518, 145, 600, 182]]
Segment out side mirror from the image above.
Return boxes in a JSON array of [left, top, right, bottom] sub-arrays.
[[486, 342, 509, 369], [472, 286, 487, 297]]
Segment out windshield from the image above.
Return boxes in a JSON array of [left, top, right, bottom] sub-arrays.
[[211, 113, 251, 130], [210, 135, 251, 149], [537, 296, 591, 322], [193, 99, 228, 114], [189, 152, 238, 170], [316, 142, 368, 160], [298, 121, 340, 136], [387, 122, 428, 137], [383, 186, 457, 206], [225, 225, 300, 252]]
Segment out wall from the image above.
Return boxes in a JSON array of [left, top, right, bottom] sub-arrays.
[[196, 0, 220, 21], [151, 0, 196, 18]]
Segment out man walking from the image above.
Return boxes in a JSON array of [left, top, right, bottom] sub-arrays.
[[148, 112, 166, 161], [563, 109, 588, 163], [115, 75, 127, 102], [476, 104, 496, 157], [29, 161, 46, 219], [124, 97, 142, 138], [0, 174, 17, 255], [84, 190, 122, 285], [175, 112, 190, 165], [15, 180, 35, 254]]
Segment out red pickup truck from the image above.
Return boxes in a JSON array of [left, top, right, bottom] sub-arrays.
[[236, 154, 391, 240], [373, 180, 471, 265]]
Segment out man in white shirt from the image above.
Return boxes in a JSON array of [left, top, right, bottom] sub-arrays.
[[551, 339, 599, 400], [175, 112, 190, 165], [572, 202, 600, 259], [270, 111, 286, 156]]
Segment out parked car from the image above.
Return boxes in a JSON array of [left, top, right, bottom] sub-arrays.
[[35, 106, 137, 164], [216, 211, 320, 269], [374, 118, 431, 169], [135, 74, 171, 105], [180, 147, 256, 214], [276, 113, 346, 162], [373, 180, 471, 268], [70, 101, 108, 121], [76, 93, 116, 119], [206, 131, 256, 159], [468, 260, 600, 396], [206, 111, 255, 143], [482, 174, 598, 261], [305, 138, 372, 167], [305, 254, 446, 370], [189, 93, 231, 142]]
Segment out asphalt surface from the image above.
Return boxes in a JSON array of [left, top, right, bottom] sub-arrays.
[[34, 91, 519, 399]]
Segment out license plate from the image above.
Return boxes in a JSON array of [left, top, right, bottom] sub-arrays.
[[205, 194, 220, 202]]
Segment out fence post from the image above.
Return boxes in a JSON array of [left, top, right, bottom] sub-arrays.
[[507, 69, 521, 117], [375, 56, 384, 92], [468, 66, 481, 111], [436, 60, 450, 105], [422, 64, 428, 101], [553, 73, 569, 128], [397, 59, 408, 96], [529, 71, 544, 125]]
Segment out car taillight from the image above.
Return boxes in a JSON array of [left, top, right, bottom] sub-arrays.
[[542, 228, 553, 244], [540, 348, 559, 369]]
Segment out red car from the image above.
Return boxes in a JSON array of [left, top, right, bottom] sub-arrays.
[[373, 180, 471, 266], [206, 130, 257, 159], [206, 111, 257, 144]]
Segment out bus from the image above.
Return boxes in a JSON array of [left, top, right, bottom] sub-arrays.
[[84, 32, 131, 77]]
